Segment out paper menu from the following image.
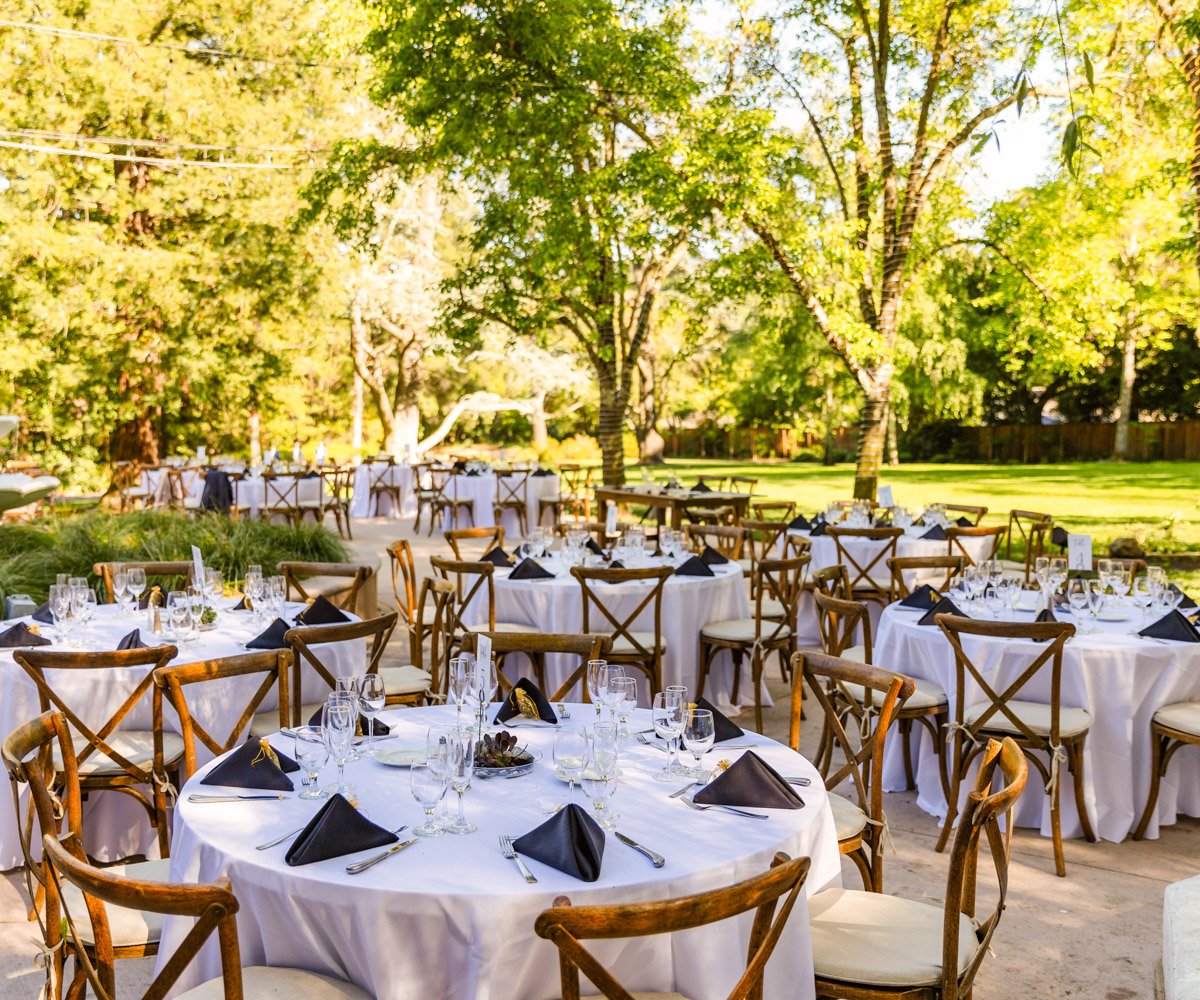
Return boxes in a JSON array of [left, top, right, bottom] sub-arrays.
[[1067, 534, 1093, 572], [605, 503, 618, 536], [191, 545, 206, 591], [877, 485, 894, 507], [475, 634, 492, 678]]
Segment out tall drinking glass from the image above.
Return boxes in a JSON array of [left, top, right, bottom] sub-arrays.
[[651, 689, 685, 783], [445, 729, 477, 835], [586, 659, 609, 721], [293, 726, 330, 799], [322, 699, 356, 796], [358, 673, 386, 757]]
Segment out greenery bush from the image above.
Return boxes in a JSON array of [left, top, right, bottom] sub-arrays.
[[0, 512, 347, 603]]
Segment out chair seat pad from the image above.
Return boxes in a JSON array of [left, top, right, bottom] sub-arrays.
[[810, 887, 979, 988], [965, 700, 1092, 738], [176, 966, 373, 1000], [843, 677, 947, 711], [1154, 702, 1200, 736], [465, 622, 540, 634], [62, 858, 169, 947], [55, 732, 184, 777], [829, 793, 869, 842], [700, 618, 791, 644], [250, 704, 325, 738], [292, 577, 354, 601], [834, 645, 868, 664], [589, 631, 664, 656], [758, 596, 786, 618], [380, 664, 433, 696]]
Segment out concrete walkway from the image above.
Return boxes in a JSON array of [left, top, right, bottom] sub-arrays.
[[2, 515, 1188, 998]]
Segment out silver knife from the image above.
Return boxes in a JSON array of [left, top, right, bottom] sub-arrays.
[[187, 793, 288, 803], [615, 831, 665, 868], [345, 836, 419, 874]]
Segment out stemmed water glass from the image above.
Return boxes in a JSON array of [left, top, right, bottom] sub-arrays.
[[1066, 577, 1091, 631], [48, 585, 71, 636], [112, 566, 130, 613], [334, 676, 362, 760], [681, 708, 715, 780], [583, 726, 620, 830], [599, 664, 627, 724], [167, 590, 190, 640], [448, 656, 470, 726], [651, 689, 685, 782], [74, 587, 97, 648], [586, 659, 608, 722], [470, 657, 498, 743], [410, 764, 446, 837], [127, 568, 147, 610], [445, 728, 477, 835], [322, 698, 356, 796], [426, 725, 455, 828], [358, 673, 386, 757], [1132, 577, 1155, 622], [293, 726, 330, 799], [609, 675, 637, 740], [554, 723, 589, 800], [983, 585, 1005, 621], [204, 569, 224, 606]]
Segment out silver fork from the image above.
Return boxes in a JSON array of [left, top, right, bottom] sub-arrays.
[[636, 733, 668, 754], [499, 835, 538, 883], [681, 796, 769, 820]]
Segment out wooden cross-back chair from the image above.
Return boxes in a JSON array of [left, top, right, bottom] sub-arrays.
[[13, 646, 182, 857], [934, 614, 1095, 877], [571, 565, 673, 696], [461, 632, 612, 702], [367, 456, 403, 517], [261, 472, 301, 525], [887, 555, 965, 600], [41, 831, 370, 1000], [444, 525, 505, 561], [939, 503, 988, 526], [727, 475, 757, 494], [694, 474, 729, 492], [791, 650, 913, 893], [751, 500, 796, 522], [111, 461, 150, 513], [552, 464, 594, 523], [739, 518, 786, 587], [827, 527, 903, 606], [944, 525, 1006, 568], [152, 650, 293, 781], [536, 853, 811, 1000], [429, 555, 537, 661], [277, 561, 372, 614], [1134, 698, 1200, 840], [413, 462, 448, 534], [1005, 508, 1052, 561], [697, 554, 810, 732], [93, 561, 193, 604], [319, 466, 353, 540], [165, 466, 204, 513], [810, 564, 851, 600], [387, 539, 436, 668], [434, 472, 477, 530], [809, 737, 1028, 1000], [682, 523, 746, 560], [493, 469, 531, 536]]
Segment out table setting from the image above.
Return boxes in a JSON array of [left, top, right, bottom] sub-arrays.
[[349, 460, 416, 519], [158, 672, 840, 1000]]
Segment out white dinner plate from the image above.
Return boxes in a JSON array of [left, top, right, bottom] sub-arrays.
[[1097, 606, 1131, 622], [374, 748, 426, 768]]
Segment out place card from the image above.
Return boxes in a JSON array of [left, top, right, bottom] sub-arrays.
[[877, 485, 894, 507], [1067, 534, 1093, 572], [605, 503, 618, 536], [476, 634, 492, 675], [191, 545, 206, 589]]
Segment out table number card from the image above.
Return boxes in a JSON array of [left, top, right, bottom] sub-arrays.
[[191, 545, 206, 589], [878, 485, 894, 508], [1067, 534, 1093, 572], [475, 634, 492, 677], [605, 502, 618, 537]]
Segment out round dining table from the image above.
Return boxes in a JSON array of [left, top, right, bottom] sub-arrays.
[[350, 462, 416, 519], [0, 602, 366, 868], [159, 704, 841, 1000], [873, 595, 1200, 842], [439, 472, 561, 535]]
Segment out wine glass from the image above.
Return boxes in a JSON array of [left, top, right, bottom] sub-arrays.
[[358, 674, 386, 757], [204, 569, 224, 605], [983, 585, 1005, 621], [187, 585, 205, 636], [76, 589, 97, 648], [651, 689, 685, 783], [127, 567, 147, 608], [334, 676, 362, 760], [322, 698, 356, 797], [682, 708, 715, 780], [167, 590, 190, 640], [582, 734, 619, 831], [554, 723, 589, 799], [609, 676, 638, 740], [245, 570, 265, 619], [448, 656, 470, 725], [586, 659, 608, 720], [425, 724, 455, 828], [112, 567, 130, 613], [600, 664, 627, 724], [293, 726, 330, 799], [445, 729, 477, 835], [471, 657, 498, 741], [48, 584, 70, 634], [1132, 576, 1155, 622], [1066, 576, 1090, 630], [410, 764, 446, 837]]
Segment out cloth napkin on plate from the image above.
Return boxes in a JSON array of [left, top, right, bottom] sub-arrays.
[[306, 705, 391, 736], [295, 595, 350, 626], [675, 555, 714, 577], [917, 596, 967, 626], [899, 584, 941, 610], [1168, 584, 1197, 610], [31, 602, 53, 624], [246, 618, 290, 649], [201, 738, 297, 791], [509, 558, 555, 581], [513, 803, 605, 882], [1139, 610, 1200, 644], [585, 537, 604, 556], [494, 678, 557, 725], [788, 514, 811, 531], [285, 793, 398, 866], [693, 752, 804, 810], [700, 544, 730, 566], [920, 524, 947, 541], [482, 547, 515, 568], [691, 481, 712, 493], [116, 628, 150, 650], [0, 623, 51, 648]]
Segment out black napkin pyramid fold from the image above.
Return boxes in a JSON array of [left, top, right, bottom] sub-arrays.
[[1140, 610, 1200, 644], [920, 524, 947, 541], [585, 537, 604, 556], [246, 618, 290, 649], [691, 481, 712, 493], [660, 696, 743, 744], [509, 558, 555, 581], [295, 595, 350, 626], [788, 514, 811, 531], [481, 547, 515, 568], [700, 544, 730, 566], [31, 602, 52, 624], [284, 793, 398, 866], [306, 704, 391, 736], [138, 587, 164, 609], [1030, 607, 1059, 641], [231, 595, 251, 611], [606, 560, 625, 571], [1169, 583, 1198, 610], [693, 752, 804, 810], [899, 584, 941, 610], [494, 678, 558, 724], [116, 629, 149, 650], [809, 521, 827, 536], [513, 802, 605, 881], [201, 739, 295, 791], [918, 596, 967, 626], [532, 467, 555, 476], [956, 516, 973, 527], [675, 555, 715, 577], [0, 623, 50, 648]]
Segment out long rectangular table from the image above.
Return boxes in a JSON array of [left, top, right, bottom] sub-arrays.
[[595, 485, 751, 529]]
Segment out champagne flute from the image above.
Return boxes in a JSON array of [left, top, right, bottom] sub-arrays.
[[293, 726, 330, 799], [112, 567, 130, 613], [335, 676, 361, 761], [582, 736, 619, 831], [610, 676, 637, 741], [322, 699, 356, 796], [127, 567, 147, 609], [410, 764, 446, 837], [651, 689, 685, 783], [358, 674, 386, 757], [48, 584, 70, 634], [445, 729, 476, 835], [425, 725, 455, 828], [586, 659, 609, 721], [448, 656, 470, 726], [682, 708, 715, 780]]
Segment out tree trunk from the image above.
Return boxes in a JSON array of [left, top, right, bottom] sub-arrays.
[[110, 410, 160, 465], [822, 381, 836, 465], [351, 372, 364, 452], [1112, 325, 1138, 460], [248, 409, 262, 465], [597, 375, 626, 486], [853, 390, 888, 500], [885, 404, 899, 466], [531, 391, 549, 451], [389, 404, 420, 459]]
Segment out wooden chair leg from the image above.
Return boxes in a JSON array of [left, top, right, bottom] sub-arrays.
[[1134, 731, 1167, 840], [935, 737, 966, 854], [1050, 769, 1066, 877], [899, 717, 916, 791], [729, 648, 743, 705], [846, 844, 874, 893], [1071, 741, 1097, 844], [751, 649, 764, 733]]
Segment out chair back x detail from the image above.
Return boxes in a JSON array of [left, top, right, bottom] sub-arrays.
[[285, 614, 398, 726], [571, 565, 673, 695], [827, 527, 902, 604]]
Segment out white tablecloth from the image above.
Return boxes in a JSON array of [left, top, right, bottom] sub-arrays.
[[437, 473, 561, 534], [464, 558, 761, 714], [350, 463, 416, 519], [873, 598, 1200, 841], [142, 468, 206, 508], [0, 603, 366, 868], [159, 704, 841, 1000], [235, 475, 323, 519]]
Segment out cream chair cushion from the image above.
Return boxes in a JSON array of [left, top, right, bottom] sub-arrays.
[[55, 733, 184, 777], [464, 621, 540, 634], [61, 858, 170, 947], [809, 886, 979, 988], [251, 703, 324, 738], [828, 793, 869, 842], [176, 966, 373, 999], [589, 631, 664, 655], [842, 676, 947, 711], [758, 596, 786, 618], [1154, 702, 1200, 736], [380, 664, 432, 697], [700, 619, 791, 644], [965, 700, 1092, 738]]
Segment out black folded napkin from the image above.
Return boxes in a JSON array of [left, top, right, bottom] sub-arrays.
[[1140, 610, 1200, 644], [231, 595, 251, 611], [675, 555, 715, 577], [920, 524, 947, 541], [31, 602, 52, 624], [509, 558, 555, 581], [295, 595, 350, 626], [301, 470, 321, 479], [285, 793, 398, 866], [1169, 584, 1197, 610], [139, 586, 164, 609], [513, 802, 605, 881], [899, 584, 941, 610], [246, 618, 290, 649], [956, 516, 973, 527], [788, 514, 811, 531], [918, 596, 968, 626], [700, 544, 730, 566], [482, 546, 516, 568], [809, 521, 827, 536], [0, 623, 51, 648], [201, 738, 295, 791], [691, 481, 712, 493], [1051, 526, 1069, 550], [1036, 607, 1058, 624], [604, 561, 625, 573], [585, 537, 604, 556], [306, 704, 391, 736], [494, 678, 557, 724], [693, 752, 804, 810], [532, 468, 555, 477], [116, 628, 149, 650], [659, 695, 743, 744]]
